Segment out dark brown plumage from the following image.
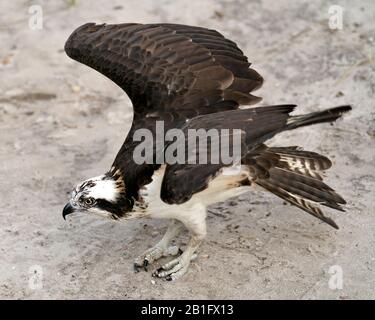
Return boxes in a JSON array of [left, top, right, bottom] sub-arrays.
[[65, 22, 351, 229], [65, 22, 263, 199]]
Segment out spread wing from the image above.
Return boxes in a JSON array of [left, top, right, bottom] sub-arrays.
[[65, 23, 263, 121], [160, 105, 349, 230], [160, 105, 296, 203], [64, 22, 263, 196], [160, 105, 348, 229]]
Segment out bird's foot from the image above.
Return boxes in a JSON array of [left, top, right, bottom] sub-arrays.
[[134, 245, 182, 272], [152, 252, 197, 281]]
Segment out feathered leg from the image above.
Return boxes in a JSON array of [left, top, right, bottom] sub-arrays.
[[134, 219, 184, 272]]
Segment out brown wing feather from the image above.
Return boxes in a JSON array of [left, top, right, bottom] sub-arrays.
[[160, 106, 350, 206], [64, 22, 263, 197], [161, 105, 296, 204], [65, 22, 263, 121]]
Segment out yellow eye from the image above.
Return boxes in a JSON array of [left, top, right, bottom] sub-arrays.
[[85, 198, 94, 206]]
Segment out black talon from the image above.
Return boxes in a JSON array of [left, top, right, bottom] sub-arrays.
[[156, 266, 164, 273], [178, 248, 183, 255], [133, 263, 141, 273], [143, 259, 149, 271], [166, 275, 172, 281], [152, 267, 163, 277]]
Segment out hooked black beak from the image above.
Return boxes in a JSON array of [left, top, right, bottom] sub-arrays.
[[62, 202, 75, 220]]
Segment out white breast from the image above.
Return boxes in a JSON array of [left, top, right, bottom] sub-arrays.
[[139, 165, 250, 220]]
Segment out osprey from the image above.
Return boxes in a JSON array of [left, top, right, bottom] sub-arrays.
[[63, 23, 351, 281]]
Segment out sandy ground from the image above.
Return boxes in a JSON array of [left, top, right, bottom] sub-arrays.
[[0, 0, 374, 299]]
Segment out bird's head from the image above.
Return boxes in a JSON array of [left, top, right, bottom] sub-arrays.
[[62, 169, 134, 221]]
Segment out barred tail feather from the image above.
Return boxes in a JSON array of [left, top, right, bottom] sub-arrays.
[[256, 178, 340, 229], [266, 147, 332, 180], [252, 147, 346, 229]]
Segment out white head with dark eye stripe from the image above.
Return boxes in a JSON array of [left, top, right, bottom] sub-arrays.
[[63, 174, 132, 220]]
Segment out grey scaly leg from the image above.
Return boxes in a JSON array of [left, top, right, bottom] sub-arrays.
[[134, 219, 184, 272], [153, 204, 207, 281]]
